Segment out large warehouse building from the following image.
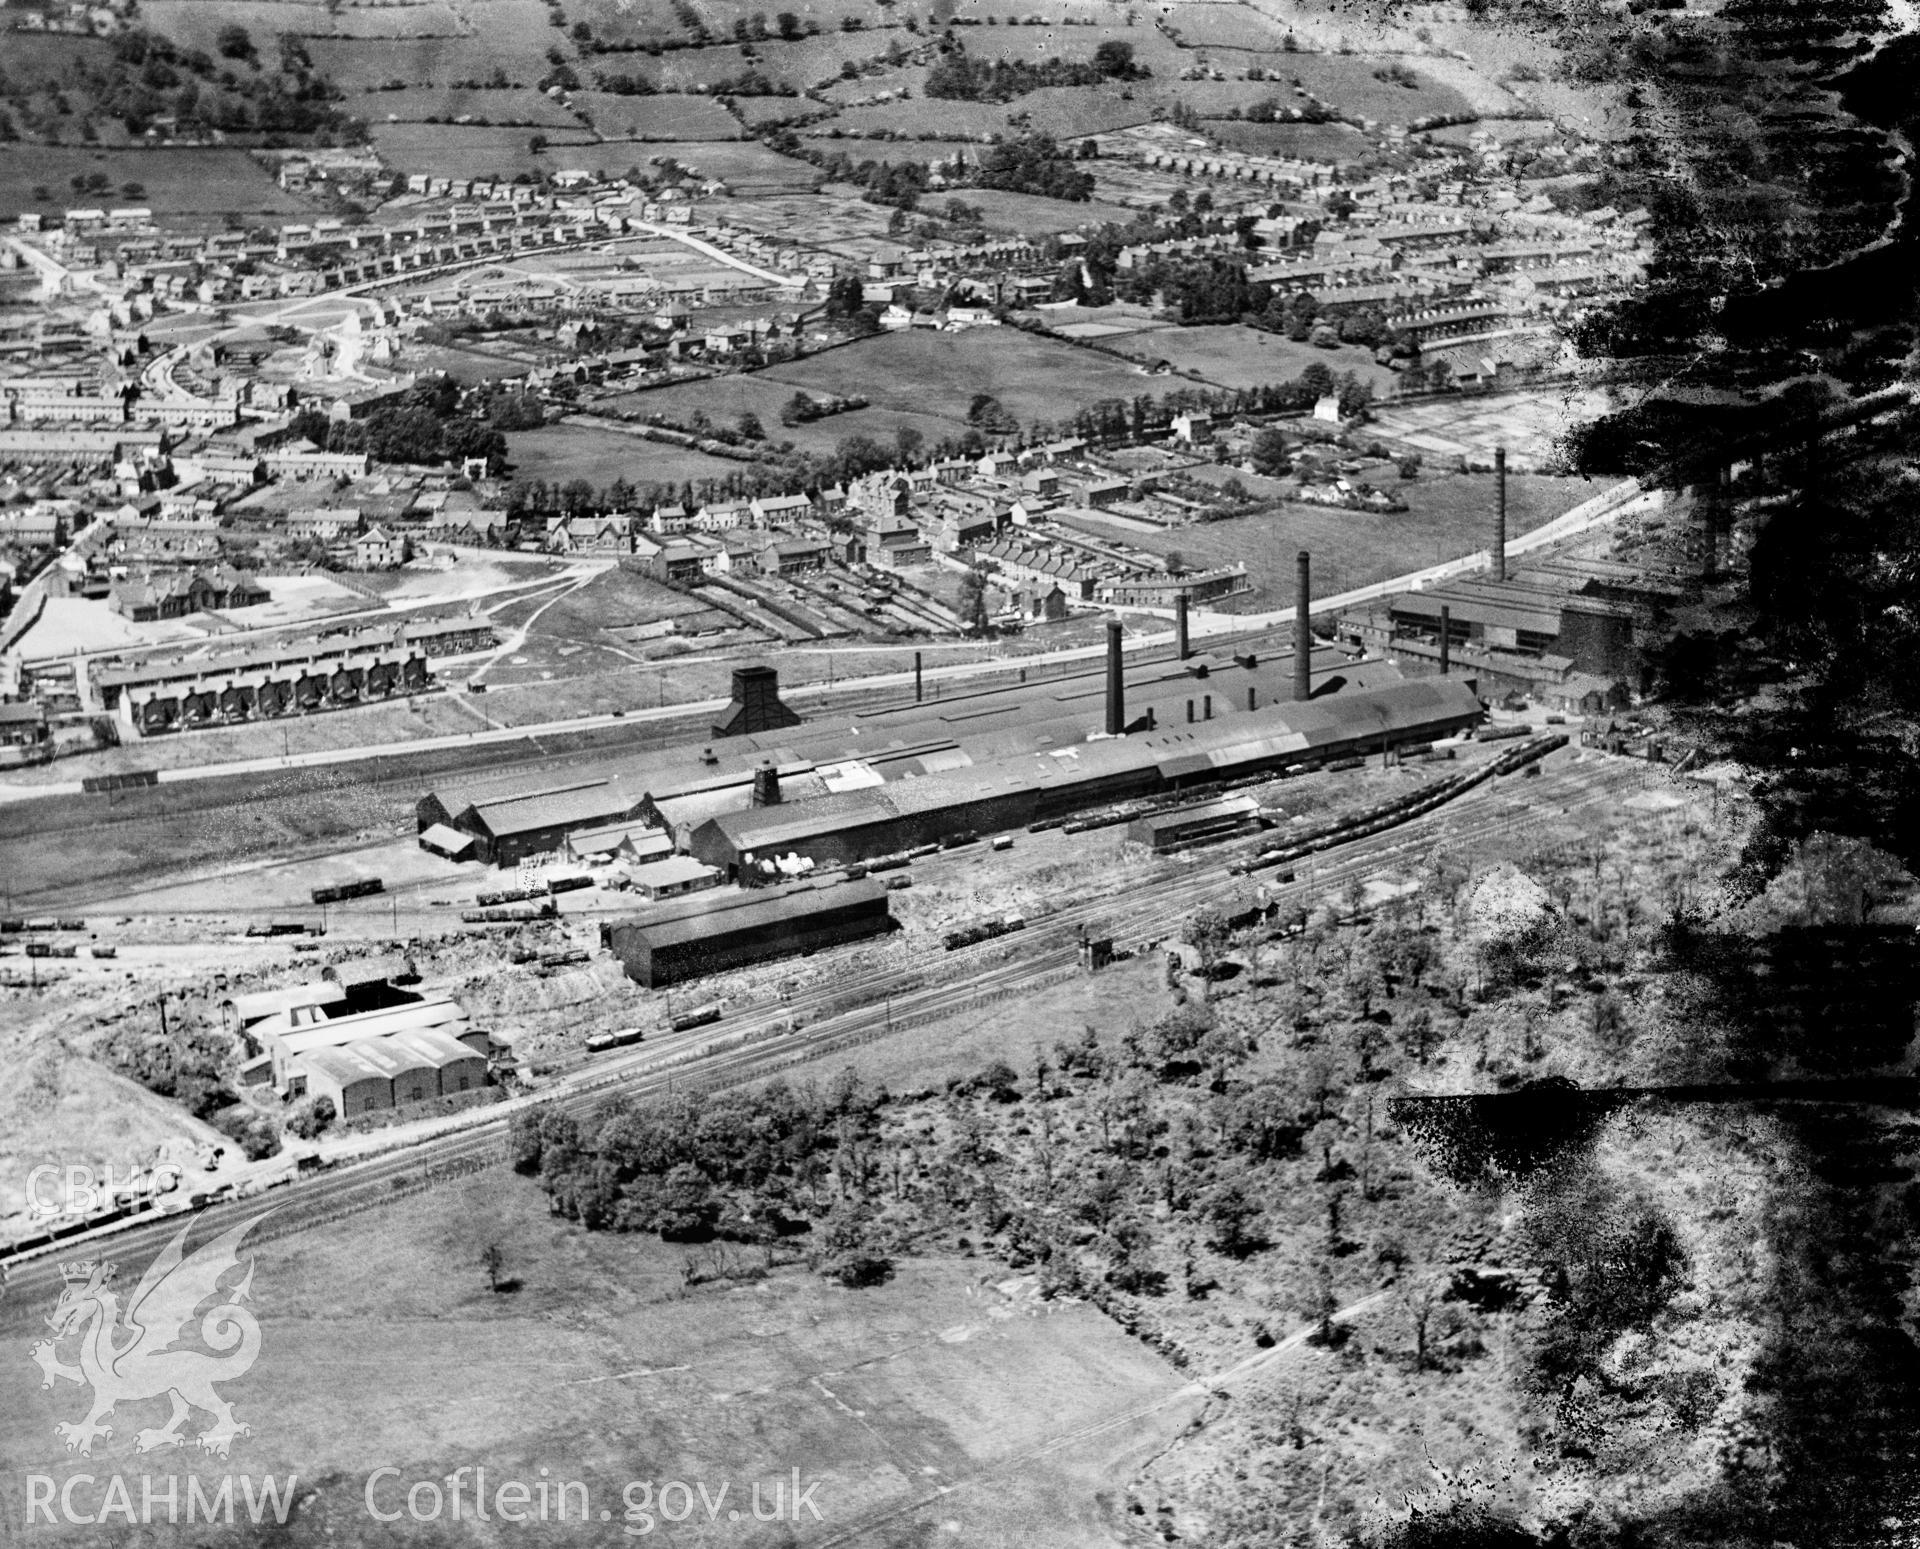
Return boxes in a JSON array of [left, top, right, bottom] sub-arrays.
[[685, 677, 1484, 876], [606, 876, 895, 988]]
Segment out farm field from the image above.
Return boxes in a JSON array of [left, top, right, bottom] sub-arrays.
[[1201, 118, 1373, 160], [608, 375, 962, 458], [0, 147, 310, 223], [305, 15, 560, 96], [565, 93, 745, 140], [1092, 322, 1400, 394], [1064, 469, 1590, 604], [759, 328, 1155, 431], [620, 140, 823, 191], [0, 1170, 1198, 1549], [140, 0, 465, 47], [644, 31, 912, 93], [507, 420, 753, 489], [369, 123, 597, 179], [827, 82, 1161, 142], [352, 86, 585, 127], [955, 186, 1140, 233]]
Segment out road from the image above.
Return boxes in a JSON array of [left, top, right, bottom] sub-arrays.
[[0, 746, 1653, 1306]]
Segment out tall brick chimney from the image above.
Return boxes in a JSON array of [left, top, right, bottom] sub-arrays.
[[1105, 619, 1125, 736], [1175, 591, 1190, 660], [1293, 550, 1312, 702], [1494, 446, 1507, 582]]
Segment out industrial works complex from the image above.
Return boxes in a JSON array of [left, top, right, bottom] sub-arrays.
[[417, 558, 1501, 989]]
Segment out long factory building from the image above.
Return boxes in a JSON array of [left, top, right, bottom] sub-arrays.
[[419, 604, 1487, 879]]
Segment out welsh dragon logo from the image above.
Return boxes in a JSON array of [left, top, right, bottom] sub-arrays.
[[29, 1212, 270, 1458]]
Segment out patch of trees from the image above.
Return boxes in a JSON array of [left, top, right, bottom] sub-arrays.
[[973, 131, 1095, 201], [511, 1073, 896, 1286], [924, 38, 1145, 102], [288, 378, 509, 472], [98, 1008, 278, 1161], [780, 391, 868, 425]]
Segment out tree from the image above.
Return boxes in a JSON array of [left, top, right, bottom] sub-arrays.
[[893, 425, 924, 465], [528, 133, 549, 154], [1250, 427, 1291, 476], [1092, 39, 1138, 76], [1205, 1182, 1266, 1258], [216, 23, 255, 61], [480, 1242, 506, 1292], [776, 9, 802, 37], [737, 411, 764, 440], [1184, 904, 1231, 992], [956, 569, 991, 634], [814, 1198, 892, 1286]]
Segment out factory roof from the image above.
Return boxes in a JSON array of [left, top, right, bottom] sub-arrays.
[[299, 1045, 385, 1086], [466, 779, 644, 839], [263, 996, 469, 1057], [385, 1026, 483, 1069], [346, 1037, 436, 1082], [622, 876, 889, 951], [628, 855, 722, 888]]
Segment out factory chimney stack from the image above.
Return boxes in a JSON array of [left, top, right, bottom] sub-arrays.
[[1175, 592, 1190, 661], [1105, 619, 1125, 736], [1494, 446, 1508, 582], [1293, 550, 1312, 703]]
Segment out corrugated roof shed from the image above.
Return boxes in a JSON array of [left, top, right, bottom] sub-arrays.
[[631, 876, 889, 950]]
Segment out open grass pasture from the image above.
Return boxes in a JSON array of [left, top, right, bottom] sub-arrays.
[[566, 92, 744, 139], [760, 328, 1154, 429], [825, 81, 1157, 141], [644, 30, 913, 93], [0, 146, 310, 222], [955, 186, 1140, 232], [306, 11, 560, 94], [1202, 117, 1371, 160], [613, 374, 964, 458], [354, 85, 586, 126], [508, 420, 751, 488], [0, 1168, 1197, 1549], [1095, 322, 1399, 394], [367, 122, 596, 178]]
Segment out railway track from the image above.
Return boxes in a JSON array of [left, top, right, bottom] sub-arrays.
[[0, 750, 1654, 1308]]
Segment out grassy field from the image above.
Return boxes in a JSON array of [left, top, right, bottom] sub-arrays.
[[0, 147, 311, 222], [609, 375, 962, 457], [352, 86, 585, 127], [827, 82, 1159, 142], [368, 123, 597, 179], [759, 329, 1154, 431], [306, 15, 561, 95], [646, 31, 910, 93], [1064, 468, 1590, 605], [507, 421, 753, 488], [955, 186, 1140, 233], [1202, 118, 1372, 160], [1093, 322, 1399, 394], [0, 1167, 1197, 1549], [566, 92, 744, 140]]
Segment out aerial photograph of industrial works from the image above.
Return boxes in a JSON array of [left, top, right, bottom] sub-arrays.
[[6, 0, 1920, 1542]]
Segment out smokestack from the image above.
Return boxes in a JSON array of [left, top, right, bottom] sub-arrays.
[[1105, 620, 1125, 736], [1203, 693, 1212, 721], [1494, 446, 1507, 582], [1175, 592, 1190, 660], [1186, 699, 1194, 723], [914, 650, 923, 703], [1439, 605, 1451, 676], [1294, 550, 1312, 703], [1248, 686, 1257, 712], [751, 763, 781, 807]]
